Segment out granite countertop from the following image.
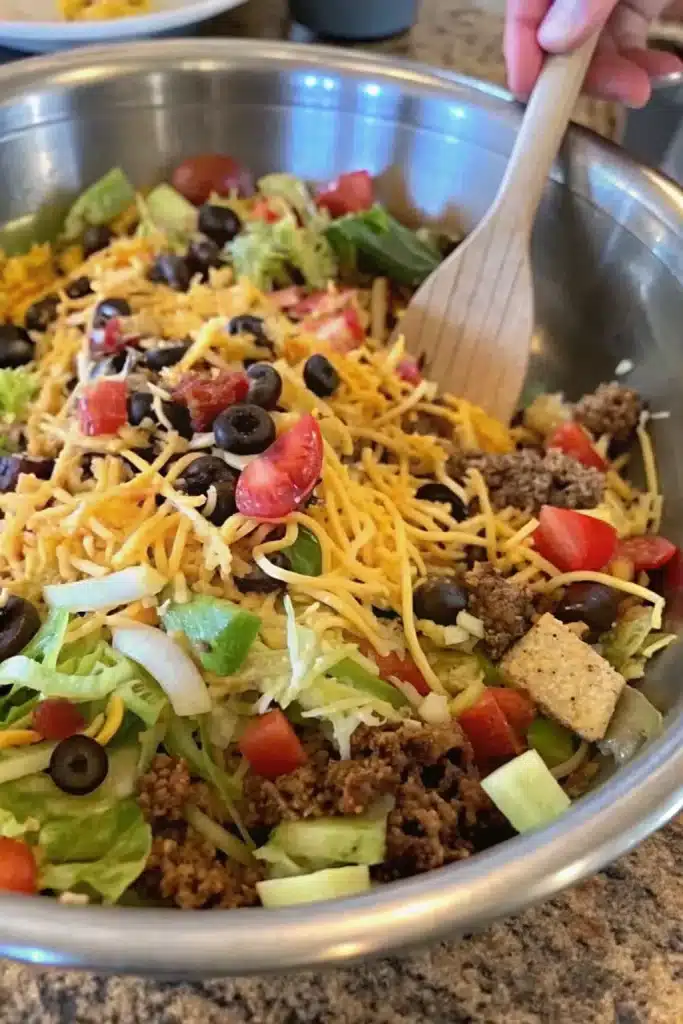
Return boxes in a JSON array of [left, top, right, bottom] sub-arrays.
[[0, 1, 680, 1021]]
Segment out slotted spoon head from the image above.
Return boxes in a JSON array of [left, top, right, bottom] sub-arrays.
[[400, 219, 533, 425], [393, 31, 601, 425]]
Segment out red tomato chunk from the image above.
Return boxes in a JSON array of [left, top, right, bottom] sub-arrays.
[[236, 414, 323, 520], [171, 153, 254, 206], [316, 170, 374, 218], [547, 421, 607, 471], [239, 709, 307, 779], [173, 370, 249, 431], [458, 690, 525, 767], [615, 535, 677, 572], [0, 837, 37, 895], [78, 379, 128, 437], [32, 699, 85, 742], [533, 506, 617, 573]]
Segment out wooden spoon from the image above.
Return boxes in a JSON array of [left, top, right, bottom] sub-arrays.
[[394, 33, 600, 425]]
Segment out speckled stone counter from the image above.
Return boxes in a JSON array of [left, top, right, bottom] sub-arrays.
[[0, 1, 678, 1021]]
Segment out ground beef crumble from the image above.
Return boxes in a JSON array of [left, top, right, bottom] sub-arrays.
[[244, 721, 501, 882], [574, 382, 643, 442], [464, 562, 534, 659], [137, 754, 192, 821], [448, 447, 604, 514]]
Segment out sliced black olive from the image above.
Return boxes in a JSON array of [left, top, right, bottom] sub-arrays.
[[206, 478, 238, 526], [82, 223, 114, 258], [227, 314, 271, 348], [0, 455, 53, 494], [372, 605, 400, 620], [214, 403, 275, 455], [554, 582, 621, 633], [143, 342, 190, 373], [234, 552, 291, 594], [198, 204, 242, 247], [25, 294, 59, 333], [148, 253, 191, 293], [246, 363, 282, 410], [177, 455, 236, 497], [0, 596, 41, 661], [161, 400, 193, 440], [415, 482, 467, 522], [0, 324, 34, 368], [186, 237, 222, 279], [65, 275, 93, 300], [93, 297, 131, 328], [413, 577, 468, 625], [304, 354, 339, 398], [49, 735, 109, 796], [127, 392, 154, 427]]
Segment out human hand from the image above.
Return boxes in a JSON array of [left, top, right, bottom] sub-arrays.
[[505, 0, 683, 107]]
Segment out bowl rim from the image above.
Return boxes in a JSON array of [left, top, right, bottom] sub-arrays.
[[0, 37, 682, 977]]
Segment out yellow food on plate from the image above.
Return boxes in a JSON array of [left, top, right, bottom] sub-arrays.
[[59, 0, 151, 20]]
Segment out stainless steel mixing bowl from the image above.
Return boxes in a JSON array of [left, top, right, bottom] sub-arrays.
[[0, 39, 682, 978]]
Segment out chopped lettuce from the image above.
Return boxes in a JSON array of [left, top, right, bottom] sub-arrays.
[[39, 800, 151, 904], [598, 685, 663, 764], [228, 213, 337, 291], [325, 206, 441, 287], [327, 657, 407, 710], [0, 369, 38, 420], [184, 804, 253, 866], [63, 168, 136, 242], [22, 608, 70, 669], [601, 607, 676, 680], [0, 743, 56, 787], [0, 647, 135, 702], [162, 594, 261, 676], [0, 806, 39, 839], [115, 672, 168, 727], [257, 173, 318, 224]]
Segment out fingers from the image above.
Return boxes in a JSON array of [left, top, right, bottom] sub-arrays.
[[538, 0, 618, 51], [504, 0, 552, 96], [583, 46, 683, 104]]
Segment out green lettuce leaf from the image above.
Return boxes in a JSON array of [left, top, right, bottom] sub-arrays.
[[325, 206, 440, 286], [63, 168, 136, 242], [115, 672, 168, 727], [0, 650, 135, 702], [162, 594, 260, 676], [0, 369, 38, 420], [0, 806, 39, 839], [138, 184, 198, 247], [22, 608, 70, 669], [257, 173, 318, 223], [228, 213, 337, 291], [39, 800, 151, 903]]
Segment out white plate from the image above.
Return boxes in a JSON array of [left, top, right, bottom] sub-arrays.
[[0, 0, 246, 52]]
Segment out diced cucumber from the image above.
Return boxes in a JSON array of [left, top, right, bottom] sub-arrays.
[[527, 717, 575, 768], [481, 749, 571, 833], [145, 184, 198, 242], [63, 168, 136, 241], [266, 814, 387, 867], [257, 865, 371, 908]]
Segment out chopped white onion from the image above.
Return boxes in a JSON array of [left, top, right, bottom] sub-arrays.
[[456, 610, 485, 639], [44, 566, 167, 612], [214, 449, 258, 472], [418, 692, 450, 725], [112, 622, 211, 717]]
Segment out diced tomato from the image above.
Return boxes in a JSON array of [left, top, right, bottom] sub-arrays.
[[173, 370, 249, 431], [614, 535, 677, 572], [290, 289, 356, 321], [171, 153, 254, 206], [396, 357, 422, 386], [547, 421, 607, 471], [239, 709, 307, 779], [533, 506, 618, 573], [32, 699, 85, 741], [363, 647, 431, 697], [458, 690, 525, 766], [316, 170, 374, 218], [78, 379, 128, 437], [90, 317, 129, 357], [236, 414, 323, 520], [302, 306, 365, 353], [269, 286, 305, 310], [0, 837, 37, 895], [488, 687, 535, 738], [250, 198, 281, 223]]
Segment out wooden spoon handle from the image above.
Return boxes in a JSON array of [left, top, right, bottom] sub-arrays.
[[494, 31, 601, 230]]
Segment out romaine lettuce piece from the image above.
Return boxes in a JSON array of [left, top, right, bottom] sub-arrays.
[[0, 369, 38, 420], [325, 206, 441, 286], [0, 650, 135, 702], [162, 594, 261, 676], [143, 184, 198, 244], [257, 173, 317, 223], [22, 607, 70, 669]]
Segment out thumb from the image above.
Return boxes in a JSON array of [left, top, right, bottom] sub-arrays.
[[538, 0, 617, 51]]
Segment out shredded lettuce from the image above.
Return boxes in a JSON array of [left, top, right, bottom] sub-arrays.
[[601, 607, 676, 680], [22, 608, 70, 669], [228, 213, 337, 291], [63, 168, 136, 242], [325, 206, 441, 286], [257, 174, 318, 223], [0, 369, 38, 420], [162, 594, 260, 676], [0, 806, 39, 839], [0, 647, 135, 702]]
